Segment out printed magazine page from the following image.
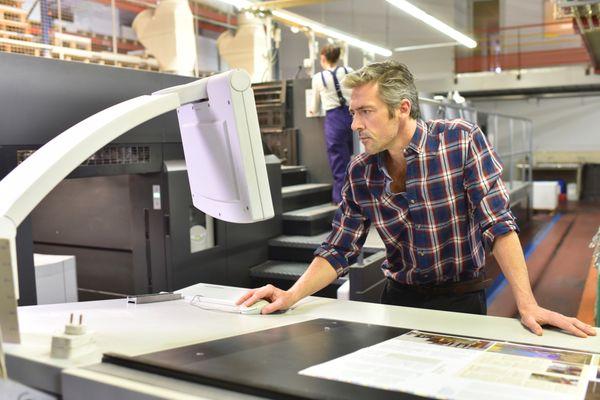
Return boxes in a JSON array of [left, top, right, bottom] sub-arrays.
[[299, 330, 600, 400]]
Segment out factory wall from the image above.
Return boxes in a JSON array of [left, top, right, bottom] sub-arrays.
[[277, 28, 367, 80], [389, 0, 462, 87], [395, 47, 456, 84], [278, 28, 314, 80], [500, 0, 543, 28]]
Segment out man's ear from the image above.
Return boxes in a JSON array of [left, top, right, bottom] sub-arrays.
[[394, 99, 411, 119], [399, 99, 412, 117]]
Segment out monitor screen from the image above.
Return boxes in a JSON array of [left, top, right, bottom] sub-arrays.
[[176, 70, 274, 224]]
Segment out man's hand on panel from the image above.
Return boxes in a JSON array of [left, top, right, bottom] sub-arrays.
[[519, 303, 597, 338], [236, 284, 296, 315]]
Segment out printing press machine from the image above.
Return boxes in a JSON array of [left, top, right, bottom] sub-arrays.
[[0, 53, 283, 305]]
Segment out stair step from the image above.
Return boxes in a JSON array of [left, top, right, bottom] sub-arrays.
[[268, 232, 382, 263], [282, 183, 331, 196], [281, 165, 308, 187], [283, 203, 338, 220], [269, 232, 331, 247], [281, 165, 307, 174], [268, 232, 331, 262], [250, 260, 310, 281], [269, 231, 384, 252], [282, 203, 337, 235], [282, 183, 332, 212]]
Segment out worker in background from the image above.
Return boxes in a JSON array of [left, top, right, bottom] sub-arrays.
[[239, 60, 597, 339], [309, 45, 354, 204]]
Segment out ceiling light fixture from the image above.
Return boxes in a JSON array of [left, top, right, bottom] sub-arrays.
[[394, 41, 458, 52], [213, 0, 392, 57], [214, 0, 253, 8], [271, 9, 392, 56], [386, 0, 477, 49]]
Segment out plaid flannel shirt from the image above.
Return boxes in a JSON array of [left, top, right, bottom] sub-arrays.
[[314, 119, 519, 285]]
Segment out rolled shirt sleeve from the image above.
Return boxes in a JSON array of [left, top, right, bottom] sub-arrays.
[[464, 125, 519, 251], [314, 178, 371, 277]]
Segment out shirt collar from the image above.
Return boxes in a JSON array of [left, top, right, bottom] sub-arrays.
[[375, 119, 428, 173], [377, 152, 392, 180], [406, 119, 427, 155]]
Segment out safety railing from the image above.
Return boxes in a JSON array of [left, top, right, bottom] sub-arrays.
[[455, 21, 590, 73]]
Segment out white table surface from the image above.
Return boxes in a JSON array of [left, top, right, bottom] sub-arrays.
[[5, 283, 600, 398]]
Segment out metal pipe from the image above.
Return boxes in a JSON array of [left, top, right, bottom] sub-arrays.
[[193, 13, 236, 29], [26, 0, 40, 20], [57, 0, 62, 34], [128, 0, 237, 30], [40, 0, 51, 56], [111, 0, 118, 54], [188, 0, 237, 29]]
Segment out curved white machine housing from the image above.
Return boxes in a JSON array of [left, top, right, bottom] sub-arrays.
[[0, 69, 274, 343]]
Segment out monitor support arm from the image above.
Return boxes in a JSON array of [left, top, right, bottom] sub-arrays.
[[0, 76, 212, 343]]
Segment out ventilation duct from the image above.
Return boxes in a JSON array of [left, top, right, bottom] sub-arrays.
[[217, 13, 272, 83], [133, 0, 197, 76]]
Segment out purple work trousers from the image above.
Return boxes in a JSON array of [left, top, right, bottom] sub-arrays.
[[324, 105, 354, 204]]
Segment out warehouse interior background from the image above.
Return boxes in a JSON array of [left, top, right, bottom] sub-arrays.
[[0, 0, 599, 325], [2, 1, 600, 398]]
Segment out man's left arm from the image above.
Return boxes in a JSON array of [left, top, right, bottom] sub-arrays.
[[492, 231, 596, 337], [464, 124, 596, 337]]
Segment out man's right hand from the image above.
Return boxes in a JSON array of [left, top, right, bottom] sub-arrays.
[[237, 257, 338, 315], [236, 284, 297, 314]]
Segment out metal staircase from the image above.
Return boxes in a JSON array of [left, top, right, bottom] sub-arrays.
[[556, 0, 600, 73]]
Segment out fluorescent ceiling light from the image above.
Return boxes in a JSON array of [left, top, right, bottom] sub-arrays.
[[215, 0, 253, 8], [394, 41, 458, 52], [212, 0, 392, 57], [271, 9, 392, 57], [386, 0, 477, 49]]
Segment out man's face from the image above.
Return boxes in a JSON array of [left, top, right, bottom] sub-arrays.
[[349, 83, 404, 155]]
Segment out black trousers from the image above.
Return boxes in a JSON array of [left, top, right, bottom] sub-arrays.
[[380, 279, 487, 315]]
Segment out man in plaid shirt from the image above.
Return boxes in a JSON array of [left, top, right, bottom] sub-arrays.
[[239, 60, 595, 338]]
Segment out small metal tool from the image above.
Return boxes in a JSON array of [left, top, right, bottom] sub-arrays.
[[127, 292, 183, 304]]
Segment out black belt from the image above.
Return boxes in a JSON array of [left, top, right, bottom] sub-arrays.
[[387, 276, 492, 296]]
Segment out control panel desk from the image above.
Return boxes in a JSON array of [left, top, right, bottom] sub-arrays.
[[5, 283, 599, 399]]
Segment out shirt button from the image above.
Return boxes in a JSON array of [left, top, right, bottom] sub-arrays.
[[418, 250, 425, 256], [410, 199, 415, 204], [415, 224, 422, 229]]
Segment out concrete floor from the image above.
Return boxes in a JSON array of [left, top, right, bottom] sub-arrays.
[[488, 201, 600, 325]]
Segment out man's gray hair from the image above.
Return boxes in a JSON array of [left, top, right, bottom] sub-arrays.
[[343, 60, 421, 120]]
